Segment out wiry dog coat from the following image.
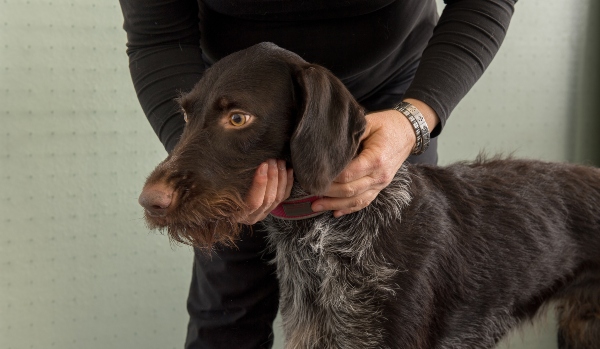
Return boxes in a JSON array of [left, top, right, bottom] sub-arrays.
[[139, 43, 600, 349]]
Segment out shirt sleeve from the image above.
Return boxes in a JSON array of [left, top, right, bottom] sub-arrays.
[[119, 0, 205, 153], [403, 0, 518, 137]]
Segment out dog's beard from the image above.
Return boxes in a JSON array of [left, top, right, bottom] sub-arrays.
[[143, 188, 246, 250]]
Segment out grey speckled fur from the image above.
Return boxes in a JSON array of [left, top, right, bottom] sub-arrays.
[[264, 169, 411, 349]]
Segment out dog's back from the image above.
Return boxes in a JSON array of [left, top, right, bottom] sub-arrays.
[[407, 158, 600, 261], [388, 159, 600, 348]]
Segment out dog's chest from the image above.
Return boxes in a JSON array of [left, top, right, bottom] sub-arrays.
[[264, 217, 397, 348]]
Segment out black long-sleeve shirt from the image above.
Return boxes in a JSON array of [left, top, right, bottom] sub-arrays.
[[119, 0, 517, 153]]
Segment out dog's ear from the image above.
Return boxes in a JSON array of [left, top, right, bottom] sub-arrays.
[[290, 65, 366, 195]]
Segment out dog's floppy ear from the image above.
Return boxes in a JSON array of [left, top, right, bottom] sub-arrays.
[[290, 65, 366, 195]]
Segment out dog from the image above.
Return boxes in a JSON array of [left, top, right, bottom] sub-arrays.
[[138, 43, 600, 349]]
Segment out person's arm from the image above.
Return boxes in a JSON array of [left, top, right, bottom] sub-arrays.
[[313, 0, 518, 217], [119, 0, 205, 153], [403, 0, 518, 136]]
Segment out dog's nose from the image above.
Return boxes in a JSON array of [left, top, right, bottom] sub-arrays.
[[139, 185, 174, 217]]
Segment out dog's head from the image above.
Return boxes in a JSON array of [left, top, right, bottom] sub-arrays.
[[138, 43, 365, 247]]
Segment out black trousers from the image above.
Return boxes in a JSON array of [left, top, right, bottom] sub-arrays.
[[184, 75, 438, 349]]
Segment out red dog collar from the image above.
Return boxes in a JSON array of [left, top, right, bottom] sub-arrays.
[[270, 196, 326, 220]]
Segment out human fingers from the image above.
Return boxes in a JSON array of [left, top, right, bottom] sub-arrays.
[[320, 174, 377, 201], [240, 160, 292, 224], [264, 160, 293, 213], [242, 159, 279, 224], [284, 167, 294, 199], [261, 159, 281, 209], [314, 189, 380, 218], [242, 161, 269, 216], [333, 151, 375, 185], [332, 121, 381, 185], [312, 175, 379, 212], [314, 166, 395, 218]]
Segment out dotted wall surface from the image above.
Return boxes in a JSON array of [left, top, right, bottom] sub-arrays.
[[1, 1, 192, 349], [437, 0, 591, 165], [0, 1, 591, 349]]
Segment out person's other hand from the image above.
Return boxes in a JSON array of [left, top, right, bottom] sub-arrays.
[[237, 159, 294, 225], [311, 98, 439, 218]]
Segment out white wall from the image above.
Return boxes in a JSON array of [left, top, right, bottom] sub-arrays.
[[437, 0, 590, 164]]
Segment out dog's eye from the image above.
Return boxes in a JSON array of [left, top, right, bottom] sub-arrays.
[[229, 113, 249, 127]]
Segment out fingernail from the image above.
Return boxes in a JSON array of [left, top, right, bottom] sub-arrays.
[[313, 204, 324, 212], [259, 163, 268, 175], [277, 160, 286, 170], [268, 159, 277, 168]]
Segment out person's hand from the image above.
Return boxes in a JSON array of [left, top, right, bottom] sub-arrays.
[[236, 159, 294, 225], [311, 98, 439, 218]]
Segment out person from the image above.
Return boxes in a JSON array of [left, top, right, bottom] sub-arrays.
[[119, 0, 518, 347]]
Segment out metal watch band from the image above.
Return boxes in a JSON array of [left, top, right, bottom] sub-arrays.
[[393, 101, 430, 155]]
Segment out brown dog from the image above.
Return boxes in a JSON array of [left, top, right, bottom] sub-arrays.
[[139, 43, 600, 349]]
